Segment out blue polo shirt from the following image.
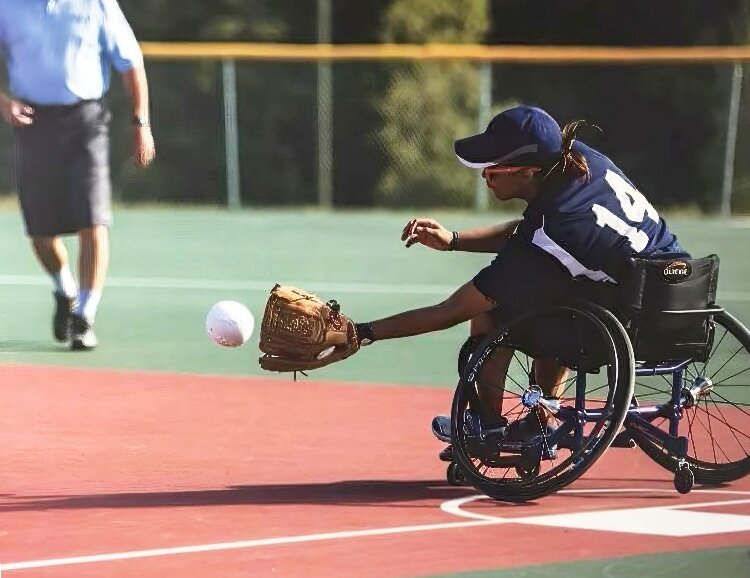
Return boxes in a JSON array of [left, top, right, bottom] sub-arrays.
[[0, 0, 143, 105]]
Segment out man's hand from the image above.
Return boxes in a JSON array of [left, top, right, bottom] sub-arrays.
[[132, 125, 155, 168], [401, 218, 453, 250], [0, 98, 34, 126]]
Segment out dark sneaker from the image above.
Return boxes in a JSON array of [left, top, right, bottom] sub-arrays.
[[53, 292, 74, 342], [439, 445, 453, 462], [431, 415, 452, 443], [433, 411, 509, 460], [71, 314, 98, 351], [505, 413, 558, 459]]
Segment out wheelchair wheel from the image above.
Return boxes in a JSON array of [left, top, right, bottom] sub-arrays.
[[633, 310, 750, 484], [451, 302, 634, 502]]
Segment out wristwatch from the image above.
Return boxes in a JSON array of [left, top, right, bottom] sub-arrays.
[[131, 115, 150, 127]]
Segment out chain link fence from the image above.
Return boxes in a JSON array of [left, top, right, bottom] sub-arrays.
[[1, 49, 748, 213]]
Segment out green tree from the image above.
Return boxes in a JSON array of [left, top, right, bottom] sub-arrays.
[[375, 0, 489, 207]]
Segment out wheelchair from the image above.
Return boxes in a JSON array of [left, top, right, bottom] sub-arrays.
[[446, 254, 750, 502]]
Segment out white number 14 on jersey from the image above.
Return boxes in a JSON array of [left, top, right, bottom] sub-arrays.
[[592, 170, 660, 252]]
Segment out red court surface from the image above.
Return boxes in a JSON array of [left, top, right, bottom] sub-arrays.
[[1, 365, 749, 577]]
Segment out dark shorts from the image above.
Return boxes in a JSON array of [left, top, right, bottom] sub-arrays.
[[14, 99, 112, 236]]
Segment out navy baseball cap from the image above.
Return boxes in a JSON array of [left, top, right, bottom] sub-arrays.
[[454, 105, 563, 169]]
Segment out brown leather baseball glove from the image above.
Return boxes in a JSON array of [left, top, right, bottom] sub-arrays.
[[258, 284, 360, 372]]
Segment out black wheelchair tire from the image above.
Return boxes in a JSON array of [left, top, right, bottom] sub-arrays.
[[451, 301, 634, 502], [634, 310, 750, 484]]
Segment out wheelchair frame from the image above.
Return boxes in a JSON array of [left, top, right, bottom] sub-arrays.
[[447, 301, 750, 501], [589, 305, 725, 493]]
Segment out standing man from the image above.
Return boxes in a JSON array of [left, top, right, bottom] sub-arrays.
[[0, 0, 155, 350]]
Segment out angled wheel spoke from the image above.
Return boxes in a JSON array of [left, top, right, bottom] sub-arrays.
[[709, 391, 750, 420], [704, 398, 719, 465], [692, 406, 733, 463], [708, 345, 744, 384], [708, 398, 750, 458], [686, 406, 699, 459], [502, 399, 524, 417], [494, 358, 525, 391], [636, 380, 670, 396], [705, 399, 750, 407], [558, 374, 580, 398], [702, 328, 729, 375], [513, 351, 530, 377], [711, 365, 750, 386], [697, 401, 750, 445]]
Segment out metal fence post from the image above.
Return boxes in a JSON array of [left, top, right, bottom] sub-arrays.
[[222, 59, 241, 210], [721, 61, 743, 217], [317, 61, 334, 209], [474, 61, 492, 212], [317, 0, 334, 209]]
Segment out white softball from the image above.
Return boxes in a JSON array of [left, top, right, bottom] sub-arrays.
[[206, 301, 255, 348]]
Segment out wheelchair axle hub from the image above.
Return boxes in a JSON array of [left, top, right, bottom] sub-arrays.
[[522, 385, 543, 408], [684, 376, 714, 408], [521, 385, 561, 414]]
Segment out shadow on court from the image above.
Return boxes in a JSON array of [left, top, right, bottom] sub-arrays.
[[0, 480, 488, 512], [1, 478, 724, 513]]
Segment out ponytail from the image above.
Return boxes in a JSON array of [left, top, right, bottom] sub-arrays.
[[549, 120, 601, 182]]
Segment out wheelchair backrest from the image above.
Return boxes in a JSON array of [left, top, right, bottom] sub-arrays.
[[617, 254, 720, 362]]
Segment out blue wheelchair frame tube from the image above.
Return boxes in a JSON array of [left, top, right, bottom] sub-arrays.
[[541, 359, 694, 459]]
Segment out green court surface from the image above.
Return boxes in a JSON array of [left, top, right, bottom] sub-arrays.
[[427, 546, 750, 578], [0, 207, 749, 388]]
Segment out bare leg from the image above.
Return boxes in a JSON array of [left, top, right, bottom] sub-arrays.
[[533, 358, 569, 426], [534, 358, 569, 398], [73, 225, 109, 325], [31, 235, 68, 275], [472, 311, 514, 424], [78, 225, 109, 292], [470, 313, 568, 426], [33, 235, 79, 341]]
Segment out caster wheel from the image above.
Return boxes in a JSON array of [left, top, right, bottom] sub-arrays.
[[447, 462, 467, 486], [674, 464, 694, 494]]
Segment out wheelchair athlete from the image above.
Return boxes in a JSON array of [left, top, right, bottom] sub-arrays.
[[353, 105, 691, 461]]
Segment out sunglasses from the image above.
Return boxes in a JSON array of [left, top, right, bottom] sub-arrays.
[[482, 165, 526, 177]]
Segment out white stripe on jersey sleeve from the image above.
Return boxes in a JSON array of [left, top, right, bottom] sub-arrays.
[[531, 222, 615, 283]]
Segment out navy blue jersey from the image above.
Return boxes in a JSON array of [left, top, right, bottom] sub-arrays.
[[517, 141, 682, 283]]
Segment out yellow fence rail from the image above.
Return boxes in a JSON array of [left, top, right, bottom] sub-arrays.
[[134, 43, 746, 213], [140, 42, 750, 63]]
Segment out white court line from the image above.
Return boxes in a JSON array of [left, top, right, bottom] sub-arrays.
[[0, 275, 452, 296], [0, 274, 749, 301], [7, 488, 750, 572], [0, 518, 502, 572], [441, 488, 750, 523]]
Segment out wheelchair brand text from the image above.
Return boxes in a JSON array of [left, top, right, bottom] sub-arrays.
[[661, 260, 692, 283]]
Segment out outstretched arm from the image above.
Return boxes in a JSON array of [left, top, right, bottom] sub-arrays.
[[402, 218, 520, 253], [363, 281, 496, 341]]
